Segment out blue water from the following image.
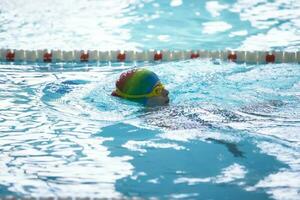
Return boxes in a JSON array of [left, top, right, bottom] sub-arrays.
[[0, 0, 300, 199]]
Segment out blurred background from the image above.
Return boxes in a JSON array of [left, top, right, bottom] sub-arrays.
[[0, 0, 299, 51]]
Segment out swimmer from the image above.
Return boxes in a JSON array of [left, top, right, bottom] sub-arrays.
[[111, 68, 169, 106], [111, 69, 244, 157]]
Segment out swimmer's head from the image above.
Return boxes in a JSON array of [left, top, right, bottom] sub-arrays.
[[111, 68, 169, 106]]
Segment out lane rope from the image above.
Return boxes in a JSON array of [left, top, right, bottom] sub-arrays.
[[0, 49, 299, 64]]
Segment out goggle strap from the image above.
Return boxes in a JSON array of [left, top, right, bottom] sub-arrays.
[[115, 88, 150, 98], [115, 83, 164, 99]]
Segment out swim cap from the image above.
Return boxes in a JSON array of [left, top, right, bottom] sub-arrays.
[[112, 68, 160, 98]]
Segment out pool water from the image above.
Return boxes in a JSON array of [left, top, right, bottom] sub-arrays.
[[0, 0, 300, 199]]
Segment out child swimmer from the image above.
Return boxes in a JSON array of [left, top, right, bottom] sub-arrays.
[[111, 68, 244, 157], [111, 68, 169, 106]]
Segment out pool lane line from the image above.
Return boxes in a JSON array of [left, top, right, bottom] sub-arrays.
[[0, 49, 299, 64]]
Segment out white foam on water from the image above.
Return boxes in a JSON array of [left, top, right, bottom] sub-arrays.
[[174, 163, 247, 185]]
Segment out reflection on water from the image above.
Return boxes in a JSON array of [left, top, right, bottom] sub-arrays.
[[0, 0, 142, 50], [0, 0, 299, 50]]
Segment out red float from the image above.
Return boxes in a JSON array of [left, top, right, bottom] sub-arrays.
[[6, 51, 15, 61], [266, 54, 275, 63], [43, 52, 52, 62], [117, 53, 126, 62], [191, 52, 199, 59], [154, 52, 162, 61], [228, 53, 237, 61], [80, 52, 89, 62]]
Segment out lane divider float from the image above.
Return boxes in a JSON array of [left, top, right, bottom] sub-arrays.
[[0, 49, 299, 64]]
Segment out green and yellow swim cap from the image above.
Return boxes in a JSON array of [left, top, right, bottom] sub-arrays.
[[112, 68, 163, 99]]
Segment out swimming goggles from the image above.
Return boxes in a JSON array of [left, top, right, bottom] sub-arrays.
[[115, 83, 165, 99]]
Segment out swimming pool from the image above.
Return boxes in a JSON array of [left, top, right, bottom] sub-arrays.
[[0, 0, 300, 199]]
